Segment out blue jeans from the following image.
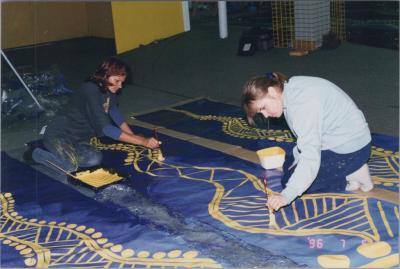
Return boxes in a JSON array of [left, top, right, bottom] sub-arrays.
[[281, 143, 371, 194], [32, 136, 102, 173]]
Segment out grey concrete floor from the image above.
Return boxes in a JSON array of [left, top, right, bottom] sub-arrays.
[[2, 24, 399, 162]]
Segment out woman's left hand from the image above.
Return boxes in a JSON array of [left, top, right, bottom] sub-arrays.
[[267, 193, 288, 211]]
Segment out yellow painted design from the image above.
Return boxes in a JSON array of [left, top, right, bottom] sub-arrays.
[[319, 242, 397, 268], [318, 252, 399, 268], [369, 146, 399, 187], [91, 138, 389, 242], [0, 193, 221, 268], [317, 255, 350, 268], [167, 108, 295, 142], [359, 253, 399, 268], [377, 201, 394, 238], [357, 242, 391, 258]]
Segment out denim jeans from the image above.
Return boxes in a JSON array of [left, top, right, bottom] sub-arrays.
[[281, 143, 371, 194], [33, 136, 102, 173]]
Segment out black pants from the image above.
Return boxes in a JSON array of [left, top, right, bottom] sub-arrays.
[[282, 143, 371, 194]]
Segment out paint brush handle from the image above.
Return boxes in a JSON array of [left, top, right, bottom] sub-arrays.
[[263, 177, 277, 228], [263, 178, 269, 196], [263, 178, 274, 212], [153, 128, 159, 140], [45, 160, 76, 178], [153, 128, 163, 147]]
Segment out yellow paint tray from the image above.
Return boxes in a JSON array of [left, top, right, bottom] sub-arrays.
[[68, 167, 126, 190]]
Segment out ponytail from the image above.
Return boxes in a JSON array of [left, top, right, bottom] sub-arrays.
[[241, 71, 288, 125]]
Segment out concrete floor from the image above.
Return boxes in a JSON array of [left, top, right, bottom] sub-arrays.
[[2, 23, 399, 162]]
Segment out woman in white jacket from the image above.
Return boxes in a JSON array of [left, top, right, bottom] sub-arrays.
[[242, 72, 373, 210]]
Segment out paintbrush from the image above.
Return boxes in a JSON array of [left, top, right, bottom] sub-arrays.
[[153, 128, 160, 147], [153, 128, 165, 161], [45, 160, 77, 178], [263, 177, 277, 229]]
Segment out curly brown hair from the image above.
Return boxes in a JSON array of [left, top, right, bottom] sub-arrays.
[[88, 57, 129, 92]]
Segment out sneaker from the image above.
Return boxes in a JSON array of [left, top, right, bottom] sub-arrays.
[[345, 180, 360, 191], [359, 178, 374, 192], [346, 164, 374, 192]]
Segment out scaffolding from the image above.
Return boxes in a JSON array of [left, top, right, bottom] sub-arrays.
[[330, 0, 346, 42], [272, 0, 346, 51]]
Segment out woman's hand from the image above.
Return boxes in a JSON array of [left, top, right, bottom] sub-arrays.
[[267, 193, 288, 211], [144, 137, 160, 149]]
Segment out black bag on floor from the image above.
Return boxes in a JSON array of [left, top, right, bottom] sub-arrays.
[[237, 27, 273, 56]]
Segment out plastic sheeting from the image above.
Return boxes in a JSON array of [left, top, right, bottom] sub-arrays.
[[1, 66, 72, 123]]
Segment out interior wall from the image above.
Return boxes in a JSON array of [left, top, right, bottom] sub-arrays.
[[111, 2, 184, 54], [86, 2, 114, 39], [2, 2, 88, 49]]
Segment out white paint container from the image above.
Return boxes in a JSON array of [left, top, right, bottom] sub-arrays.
[[256, 147, 286, 170]]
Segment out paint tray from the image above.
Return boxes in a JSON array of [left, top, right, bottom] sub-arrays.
[[256, 146, 285, 170], [68, 167, 126, 190]]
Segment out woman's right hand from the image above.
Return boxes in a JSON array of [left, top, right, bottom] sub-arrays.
[[144, 137, 160, 149]]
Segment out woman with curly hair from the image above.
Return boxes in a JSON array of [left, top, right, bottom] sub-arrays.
[[32, 57, 159, 173]]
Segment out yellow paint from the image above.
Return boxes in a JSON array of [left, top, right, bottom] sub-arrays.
[[74, 168, 123, 188], [111, 2, 184, 53], [92, 232, 102, 239], [121, 249, 134, 258], [317, 255, 350, 268], [97, 238, 108, 244], [313, 199, 318, 217], [153, 252, 166, 259], [92, 138, 384, 242], [85, 228, 95, 234], [15, 244, 27, 251], [24, 258, 37, 266], [20, 248, 32, 255], [357, 242, 391, 258], [377, 201, 394, 237], [138, 251, 150, 258], [76, 225, 86, 231], [168, 250, 182, 258], [292, 202, 299, 222], [110, 244, 122, 252], [359, 253, 399, 268], [183, 251, 199, 258], [168, 108, 295, 142], [303, 199, 310, 219], [280, 207, 291, 226]]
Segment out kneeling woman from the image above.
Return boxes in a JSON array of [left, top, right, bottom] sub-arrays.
[[242, 72, 373, 210], [33, 57, 159, 173]]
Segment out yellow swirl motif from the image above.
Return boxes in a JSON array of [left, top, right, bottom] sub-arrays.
[[168, 108, 295, 142], [93, 138, 399, 267], [0, 192, 221, 268], [91, 138, 397, 243], [369, 146, 399, 188]]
